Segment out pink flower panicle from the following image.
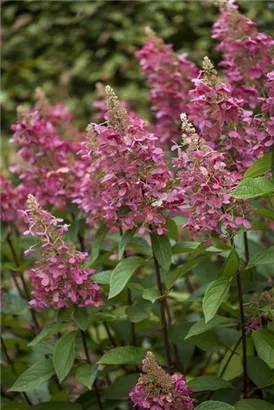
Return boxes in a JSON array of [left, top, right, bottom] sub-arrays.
[[172, 114, 250, 233], [188, 57, 273, 173], [129, 351, 196, 410], [22, 194, 102, 311], [34, 87, 73, 129], [93, 82, 130, 122], [76, 86, 180, 234], [212, 0, 274, 108], [0, 175, 26, 226], [135, 28, 199, 145], [10, 99, 88, 209]]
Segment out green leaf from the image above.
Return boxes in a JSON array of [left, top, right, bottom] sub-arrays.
[[1, 222, 8, 241], [89, 223, 108, 263], [185, 316, 236, 339], [166, 255, 207, 289], [188, 376, 232, 392], [203, 278, 231, 323], [92, 270, 112, 284], [252, 329, 274, 369], [28, 323, 62, 347], [172, 241, 201, 255], [167, 219, 179, 241], [10, 359, 55, 392], [151, 232, 172, 272], [2, 404, 29, 409], [104, 373, 139, 400], [142, 288, 161, 303], [254, 208, 274, 222], [218, 248, 240, 278], [108, 256, 144, 299], [65, 220, 79, 242], [29, 403, 82, 410], [53, 331, 77, 382], [235, 399, 274, 410], [97, 346, 146, 365], [243, 153, 272, 179], [127, 301, 152, 323], [246, 246, 274, 269], [231, 177, 274, 199], [118, 229, 136, 260], [247, 356, 274, 388], [2, 293, 29, 316], [73, 306, 88, 331], [75, 364, 98, 389], [196, 402, 234, 410], [218, 339, 254, 381]]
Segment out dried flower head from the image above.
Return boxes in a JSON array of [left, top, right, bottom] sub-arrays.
[[34, 87, 49, 110], [202, 56, 219, 86], [129, 351, 196, 409], [105, 85, 128, 134]]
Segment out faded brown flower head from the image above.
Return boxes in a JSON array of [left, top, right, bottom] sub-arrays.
[[105, 85, 128, 134], [202, 56, 219, 87], [139, 351, 175, 400], [180, 113, 211, 156], [34, 87, 49, 110], [86, 123, 99, 152]]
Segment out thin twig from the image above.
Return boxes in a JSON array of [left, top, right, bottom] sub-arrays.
[[149, 234, 173, 368], [243, 232, 250, 264], [1, 336, 32, 406], [236, 269, 248, 397], [80, 330, 103, 410], [231, 236, 249, 397], [119, 226, 137, 346], [7, 234, 41, 332], [103, 322, 117, 347], [219, 337, 242, 378]]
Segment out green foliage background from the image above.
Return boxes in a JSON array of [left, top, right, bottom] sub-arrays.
[[2, 0, 274, 138]]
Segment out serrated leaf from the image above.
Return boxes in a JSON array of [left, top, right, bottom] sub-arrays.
[[28, 323, 62, 347], [254, 208, 274, 222], [185, 316, 236, 339], [127, 300, 152, 323], [188, 376, 232, 392], [97, 346, 146, 365], [53, 331, 77, 382], [10, 359, 54, 392], [167, 219, 179, 241], [247, 356, 274, 388], [243, 153, 272, 179], [88, 223, 108, 264], [196, 402, 234, 410], [151, 233, 172, 272], [218, 248, 240, 278], [30, 403, 82, 410], [252, 329, 274, 369], [142, 288, 161, 303], [231, 177, 274, 199], [246, 246, 274, 269], [235, 399, 274, 410], [166, 255, 207, 289], [92, 270, 112, 284], [75, 364, 98, 389], [104, 373, 139, 400], [118, 229, 136, 260], [1, 222, 8, 241], [108, 256, 144, 299], [73, 306, 88, 331], [203, 278, 230, 323]]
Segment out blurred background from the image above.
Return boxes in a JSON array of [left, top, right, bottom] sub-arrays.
[[2, 0, 274, 141]]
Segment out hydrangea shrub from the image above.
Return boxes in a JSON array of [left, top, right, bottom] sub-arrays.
[[1, 1, 274, 409]]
